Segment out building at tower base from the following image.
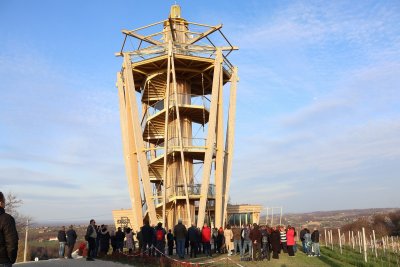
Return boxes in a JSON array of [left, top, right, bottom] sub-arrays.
[[113, 204, 262, 230]]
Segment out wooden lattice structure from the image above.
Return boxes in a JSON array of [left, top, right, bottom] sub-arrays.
[[115, 5, 238, 230]]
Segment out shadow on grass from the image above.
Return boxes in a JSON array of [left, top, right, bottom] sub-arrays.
[[315, 256, 344, 267]]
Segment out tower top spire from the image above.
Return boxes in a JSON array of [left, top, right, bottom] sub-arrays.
[[170, 4, 181, 18]]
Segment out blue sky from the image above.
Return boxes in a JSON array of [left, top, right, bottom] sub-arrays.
[[1, 0, 399, 223]]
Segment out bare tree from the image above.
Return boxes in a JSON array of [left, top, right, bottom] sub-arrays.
[[4, 192, 32, 229]]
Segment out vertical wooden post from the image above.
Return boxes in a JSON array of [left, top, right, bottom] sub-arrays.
[[214, 57, 224, 228], [196, 49, 223, 228], [170, 49, 192, 226], [162, 41, 173, 227], [338, 229, 342, 254], [117, 72, 143, 231], [362, 227, 367, 262], [348, 231, 351, 247], [370, 235, 373, 253], [324, 229, 327, 247], [383, 237, 386, 255], [358, 231, 362, 253], [221, 67, 238, 227], [391, 236, 394, 252], [123, 55, 157, 224], [23, 219, 28, 262], [372, 230, 377, 258], [330, 230, 334, 250], [271, 208, 274, 226], [352, 231, 355, 250]]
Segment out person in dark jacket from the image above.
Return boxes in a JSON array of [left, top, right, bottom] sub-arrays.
[[249, 223, 262, 261], [166, 229, 174, 256], [0, 192, 19, 266], [174, 219, 187, 259], [260, 226, 270, 261], [216, 227, 224, 254], [115, 227, 125, 253], [196, 227, 202, 255], [137, 229, 143, 252], [311, 228, 321, 256], [270, 226, 281, 259], [187, 223, 198, 258], [98, 225, 110, 257], [95, 225, 101, 257], [57, 226, 67, 258], [66, 225, 77, 259], [85, 219, 97, 261], [300, 227, 307, 253], [141, 220, 154, 255], [110, 230, 118, 253]]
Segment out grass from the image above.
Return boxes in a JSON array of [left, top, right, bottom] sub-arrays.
[[105, 243, 400, 267]]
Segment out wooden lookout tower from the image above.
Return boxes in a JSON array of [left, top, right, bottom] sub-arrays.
[[115, 5, 238, 230]]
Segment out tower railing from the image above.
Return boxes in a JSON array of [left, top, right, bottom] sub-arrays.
[[145, 137, 206, 161], [141, 93, 210, 126], [165, 183, 216, 198], [126, 43, 234, 75]]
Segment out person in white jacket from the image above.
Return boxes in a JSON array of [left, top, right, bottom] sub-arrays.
[[224, 225, 234, 256]]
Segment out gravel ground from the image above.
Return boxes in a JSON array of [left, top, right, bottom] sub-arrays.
[[14, 258, 131, 267]]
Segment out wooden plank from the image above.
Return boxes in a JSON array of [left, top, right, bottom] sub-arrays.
[[171, 46, 192, 226], [116, 72, 143, 232], [197, 49, 222, 228], [123, 55, 158, 224], [122, 30, 163, 46], [162, 41, 172, 227], [214, 57, 225, 228], [221, 67, 238, 226], [187, 24, 222, 45]]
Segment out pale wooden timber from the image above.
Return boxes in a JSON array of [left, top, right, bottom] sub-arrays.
[[162, 41, 172, 227], [221, 67, 238, 226], [188, 24, 222, 45], [214, 56, 225, 228], [116, 5, 243, 229], [116, 72, 142, 232], [122, 30, 162, 46], [197, 49, 223, 228], [123, 55, 157, 224], [115, 44, 238, 57], [171, 48, 192, 226]]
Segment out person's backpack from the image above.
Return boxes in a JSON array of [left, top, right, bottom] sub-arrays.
[[156, 229, 164, 241]]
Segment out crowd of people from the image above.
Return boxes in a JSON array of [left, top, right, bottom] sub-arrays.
[[60, 218, 321, 262]]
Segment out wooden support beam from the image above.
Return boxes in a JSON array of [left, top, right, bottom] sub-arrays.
[[122, 30, 163, 46], [221, 67, 238, 227], [214, 57, 225, 228], [187, 24, 223, 45], [197, 49, 223, 228], [162, 41, 173, 227], [116, 72, 143, 232], [123, 55, 158, 224], [171, 46, 192, 226]]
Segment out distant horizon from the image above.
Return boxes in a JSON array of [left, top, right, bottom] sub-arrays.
[[31, 206, 400, 227]]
